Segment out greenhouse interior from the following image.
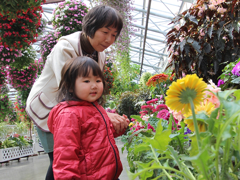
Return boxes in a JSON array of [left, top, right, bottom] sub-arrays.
[[1, 0, 240, 179]]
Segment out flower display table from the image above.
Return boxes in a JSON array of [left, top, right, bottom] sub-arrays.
[[0, 146, 33, 163]]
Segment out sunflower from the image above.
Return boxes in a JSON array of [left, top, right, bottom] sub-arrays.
[[165, 74, 207, 114], [183, 101, 215, 132], [146, 73, 168, 87]]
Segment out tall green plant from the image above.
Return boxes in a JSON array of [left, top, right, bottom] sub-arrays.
[[126, 90, 240, 179]]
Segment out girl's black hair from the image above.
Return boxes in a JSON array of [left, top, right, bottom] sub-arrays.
[[57, 56, 105, 104], [82, 5, 123, 41]]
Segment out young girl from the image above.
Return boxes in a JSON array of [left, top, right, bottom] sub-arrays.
[[47, 56, 127, 180]]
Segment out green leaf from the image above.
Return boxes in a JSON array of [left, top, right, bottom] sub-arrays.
[[188, 134, 199, 156], [134, 143, 151, 154], [233, 90, 240, 101], [130, 115, 146, 125], [182, 146, 213, 179], [231, 77, 240, 84], [221, 124, 232, 141], [167, 114, 173, 130], [135, 160, 154, 179]]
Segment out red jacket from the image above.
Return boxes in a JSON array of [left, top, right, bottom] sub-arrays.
[[47, 101, 123, 180]]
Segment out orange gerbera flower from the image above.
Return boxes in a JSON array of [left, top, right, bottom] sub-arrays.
[[146, 73, 168, 87]]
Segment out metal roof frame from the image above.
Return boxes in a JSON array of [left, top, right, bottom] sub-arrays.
[[38, 0, 195, 75]]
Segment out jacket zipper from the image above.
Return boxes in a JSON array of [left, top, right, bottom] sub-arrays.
[[92, 103, 118, 180]]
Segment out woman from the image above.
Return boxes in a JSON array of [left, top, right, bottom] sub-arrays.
[[26, 5, 129, 180]]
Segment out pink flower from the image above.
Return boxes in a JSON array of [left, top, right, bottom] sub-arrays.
[[209, 4, 216, 10], [147, 123, 155, 132], [217, 7, 227, 14], [141, 105, 154, 111], [142, 116, 149, 121], [205, 83, 221, 108], [171, 110, 184, 122], [146, 98, 158, 105], [174, 25, 180, 31], [154, 104, 168, 112], [157, 109, 170, 120]]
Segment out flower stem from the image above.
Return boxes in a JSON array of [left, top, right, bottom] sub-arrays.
[[150, 145, 173, 180], [157, 83, 165, 99], [188, 97, 201, 150]]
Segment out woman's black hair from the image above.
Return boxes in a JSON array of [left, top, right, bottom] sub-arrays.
[[57, 56, 105, 104], [82, 5, 123, 40]]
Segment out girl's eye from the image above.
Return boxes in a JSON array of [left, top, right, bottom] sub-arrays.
[[84, 80, 90, 83], [96, 80, 102, 83], [103, 32, 108, 34]]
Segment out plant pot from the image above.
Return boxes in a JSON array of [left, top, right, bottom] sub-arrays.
[[0, 146, 33, 162]]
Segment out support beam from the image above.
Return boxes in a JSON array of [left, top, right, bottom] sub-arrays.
[[130, 45, 168, 56], [134, 7, 173, 20], [44, 0, 64, 4], [134, 33, 165, 43], [131, 60, 161, 70], [140, 0, 152, 76], [130, 48, 162, 58], [132, 23, 166, 36]]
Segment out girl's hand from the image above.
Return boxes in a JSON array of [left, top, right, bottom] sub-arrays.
[[107, 112, 130, 134]]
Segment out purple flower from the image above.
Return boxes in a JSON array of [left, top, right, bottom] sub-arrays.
[[184, 128, 192, 135], [232, 61, 240, 76], [217, 79, 225, 87]]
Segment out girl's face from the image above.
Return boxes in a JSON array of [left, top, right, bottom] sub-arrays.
[[74, 69, 103, 102], [88, 25, 118, 52]]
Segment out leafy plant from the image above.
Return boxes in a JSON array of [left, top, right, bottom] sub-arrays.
[[166, 0, 240, 84], [117, 91, 141, 119], [139, 72, 152, 87], [218, 57, 240, 90], [0, 94, 17, 124]]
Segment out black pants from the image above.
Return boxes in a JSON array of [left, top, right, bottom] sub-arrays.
[[46, 152, 54, 180]]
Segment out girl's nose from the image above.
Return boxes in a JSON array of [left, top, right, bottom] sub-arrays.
[[91, 83, 97, 89]]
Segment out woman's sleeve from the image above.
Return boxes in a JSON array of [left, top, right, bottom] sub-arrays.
[[48, 40, 78, 86], [52, 111, 81, 180]]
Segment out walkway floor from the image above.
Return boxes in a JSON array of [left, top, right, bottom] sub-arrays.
[[0, 138, 131, 180]]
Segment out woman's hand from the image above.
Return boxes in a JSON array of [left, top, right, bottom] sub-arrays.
[[107, 112, 130, 134]]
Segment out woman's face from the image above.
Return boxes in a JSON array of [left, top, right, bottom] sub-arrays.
[[88, 26, 118, 52]]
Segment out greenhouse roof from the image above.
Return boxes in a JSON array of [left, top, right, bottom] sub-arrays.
[[37, 0, 195, 75]]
